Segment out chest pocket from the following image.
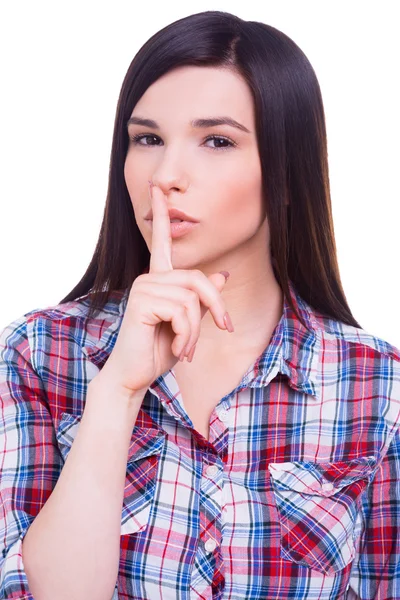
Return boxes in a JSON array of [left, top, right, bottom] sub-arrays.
[[268, 456, 377, 575], [56, 411, 166, 537]]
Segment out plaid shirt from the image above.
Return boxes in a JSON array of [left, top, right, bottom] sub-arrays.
[[1, 280, 400, 600]]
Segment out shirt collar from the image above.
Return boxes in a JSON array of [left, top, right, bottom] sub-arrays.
[[272, 280, 321, 401], [82, 279, 321, 402]]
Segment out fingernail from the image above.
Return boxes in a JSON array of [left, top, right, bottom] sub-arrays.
[[224, 312, 234, 333], [187, 343, 196, 362], [219, 271, 230, 282]]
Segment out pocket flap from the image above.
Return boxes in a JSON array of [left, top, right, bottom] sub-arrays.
[[56, 411, 166, 465], [268, 456, 378, 574], [268, 455, 377, 497], [56, 411, 165, 537]]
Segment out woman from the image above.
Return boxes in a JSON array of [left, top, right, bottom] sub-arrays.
[[1, 10, 399, 600]]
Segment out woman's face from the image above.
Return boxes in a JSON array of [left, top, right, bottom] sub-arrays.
[[124, 65, 269, 273]]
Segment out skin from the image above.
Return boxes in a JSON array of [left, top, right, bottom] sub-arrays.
[[124, 65, 284, 359]]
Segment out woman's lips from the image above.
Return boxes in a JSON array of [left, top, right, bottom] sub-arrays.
[[145, 219, 199, 239]]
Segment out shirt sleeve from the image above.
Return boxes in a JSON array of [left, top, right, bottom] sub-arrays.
[[348, 425, 400, 599], [0, 315, 64, 599]]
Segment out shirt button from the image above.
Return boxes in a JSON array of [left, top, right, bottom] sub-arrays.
[[217, 408, 230, 422], [206, 465, 218, 477], [322, 482, 334, 492], [204, 538, 217, 553]]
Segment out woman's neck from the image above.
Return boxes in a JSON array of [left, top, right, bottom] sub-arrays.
[[195, 268, 283, 354]]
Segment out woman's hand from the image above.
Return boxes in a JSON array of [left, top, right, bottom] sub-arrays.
[[95, 182, 233, 399]]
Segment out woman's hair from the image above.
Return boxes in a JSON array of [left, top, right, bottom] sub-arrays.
[[59, 10, 362, 330]]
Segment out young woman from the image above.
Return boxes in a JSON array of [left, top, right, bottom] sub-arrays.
[[1, 10, 399, 600]]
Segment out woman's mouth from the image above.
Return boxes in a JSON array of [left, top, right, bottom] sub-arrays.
[[145, 219, 199, 239]]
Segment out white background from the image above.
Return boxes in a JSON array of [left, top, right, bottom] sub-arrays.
[[1, 1, 399, 348]]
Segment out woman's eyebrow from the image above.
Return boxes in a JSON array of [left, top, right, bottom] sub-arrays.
[[126, 115, 251, 134]]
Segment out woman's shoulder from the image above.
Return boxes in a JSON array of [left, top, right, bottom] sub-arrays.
[[0, 289, 129, 405], [309, 303, 400, 365], [303, 302, 400, 422], [0, 289, 129, 422], [1, 289, 128, 354]]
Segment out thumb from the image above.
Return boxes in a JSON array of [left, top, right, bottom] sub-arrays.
[[208, 270, 230, 292]]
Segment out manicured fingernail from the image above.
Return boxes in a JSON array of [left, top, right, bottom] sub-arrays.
[[187, 344, 196, 362], [219, 271, 230, 281], [224, 312, 234, 333]]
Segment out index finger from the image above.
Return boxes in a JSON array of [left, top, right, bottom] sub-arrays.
[[149, 183, 173, 273]]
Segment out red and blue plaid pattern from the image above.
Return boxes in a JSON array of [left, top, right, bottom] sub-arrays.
[[1, 280, 400, 599]]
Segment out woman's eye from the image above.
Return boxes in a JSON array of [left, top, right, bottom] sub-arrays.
[[130, 134, 159, 147], [204, 136, 235, 150], [129, 133, 236, 151]]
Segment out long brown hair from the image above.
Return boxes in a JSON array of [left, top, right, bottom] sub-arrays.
[[59, 10, 362, 330]]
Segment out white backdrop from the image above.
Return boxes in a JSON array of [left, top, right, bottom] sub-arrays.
[[1, 1, 399, 348]]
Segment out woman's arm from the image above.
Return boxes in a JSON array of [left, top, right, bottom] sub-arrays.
[[22, 377, 144, 600], [0, 316, 144, 600]]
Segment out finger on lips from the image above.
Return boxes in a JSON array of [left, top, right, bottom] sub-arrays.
[[146, 181, 232, 362], [149, 182, 173, 274]]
